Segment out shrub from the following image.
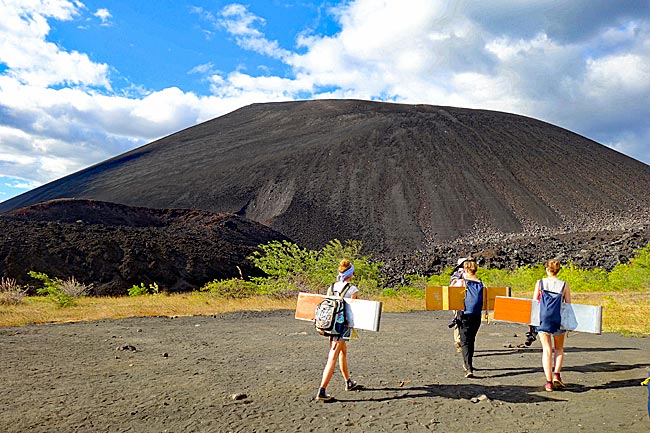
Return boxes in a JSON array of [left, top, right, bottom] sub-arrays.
[[200, 279, 259, 298], [0, 277, 27, 305], [29, 271, 90, 307], [248, 239, 385, 296], [128, 282, 160, 296], [420, 243, 650, 294], [386, 274, 427, 297], [608, 244, 650, 291]]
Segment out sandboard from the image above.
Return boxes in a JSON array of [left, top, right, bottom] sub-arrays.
[[295, 293, 382, 332], [493, 296, 602, 334], [425, 285, 511, 310]]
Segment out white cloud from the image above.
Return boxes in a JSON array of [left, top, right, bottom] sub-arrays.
[[215, 3, 292, 60], [0, 0, 110, 88], [94, 8, 112, 26], [1, 0, 650, 201]]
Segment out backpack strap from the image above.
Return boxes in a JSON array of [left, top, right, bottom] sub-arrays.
[[339, 282, 351, 298], [326, 283, 335, 296]]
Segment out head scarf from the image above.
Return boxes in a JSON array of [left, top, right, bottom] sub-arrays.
[[337, 264, 354, 281]]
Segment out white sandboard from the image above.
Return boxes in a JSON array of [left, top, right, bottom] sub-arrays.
[[531, 299, 602, 334], [295, 292, 382, 332], [494, 296, 602, 334]]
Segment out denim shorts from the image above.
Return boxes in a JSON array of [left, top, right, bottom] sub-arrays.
[[330, 327, 352, 341], [537, 329, 566, 336]]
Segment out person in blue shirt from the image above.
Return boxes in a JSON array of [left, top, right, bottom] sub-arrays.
[[450, 258, 484, 378], [533, 259, 572, 392]]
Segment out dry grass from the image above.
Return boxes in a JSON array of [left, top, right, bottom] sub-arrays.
[[1, 292, 648, 335], [0, 293, 295, 327]]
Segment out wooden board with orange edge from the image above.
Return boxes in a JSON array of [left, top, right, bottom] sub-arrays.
[[425, 286, 511, 311], [493, 296, 602, 334], [295, 292, 382, 332]]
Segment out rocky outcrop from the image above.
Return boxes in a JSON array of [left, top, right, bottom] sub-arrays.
[[0, 199, 289, 295]]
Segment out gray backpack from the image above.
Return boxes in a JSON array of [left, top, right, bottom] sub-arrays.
[[314, 283, 351, 337]]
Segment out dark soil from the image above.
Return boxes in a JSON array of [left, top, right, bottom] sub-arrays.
[[0, 310, 648, 432]]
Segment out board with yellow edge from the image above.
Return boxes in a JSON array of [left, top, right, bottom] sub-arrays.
[[425, 285, 511, 310]]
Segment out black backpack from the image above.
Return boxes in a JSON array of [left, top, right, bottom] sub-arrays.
[[314, 283, 351, 337]]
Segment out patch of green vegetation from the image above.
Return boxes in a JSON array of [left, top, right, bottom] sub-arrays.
[[28, 271, 90, 307], [128, 282, 160, 296], [420, 244, 650, 293], [201, 239, 384, 297]]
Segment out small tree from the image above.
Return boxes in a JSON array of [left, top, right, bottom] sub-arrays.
[[248, 239, 384, 296], [29, 271, 90, 307]]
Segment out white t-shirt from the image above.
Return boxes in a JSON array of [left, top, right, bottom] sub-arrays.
[[331, 281, 359, 298], [541, 278, 565, 295]]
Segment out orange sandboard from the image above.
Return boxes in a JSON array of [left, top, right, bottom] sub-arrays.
[[493, 296, 532, 323], [425, 286, 511, 310]]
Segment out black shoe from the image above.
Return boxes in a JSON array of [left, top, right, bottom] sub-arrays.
[[524, 331, 537, 346], [316, 388, 333, 401], [345, 379, 359, 391]]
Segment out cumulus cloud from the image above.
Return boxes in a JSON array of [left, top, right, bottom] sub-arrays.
[[0, 1, 110, 88], [1, 0, 650, 198]]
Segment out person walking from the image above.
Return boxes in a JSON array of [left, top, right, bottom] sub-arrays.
[[533, 259, 571, 391], [450, 258, 484, 378], [449, 257, 467, 353], [316, 259, 360, 401]]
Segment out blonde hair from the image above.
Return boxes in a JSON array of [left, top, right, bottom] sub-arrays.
[[338, 259, 352, 274], [545, 260, 561, 275], [463, 258, 477, 273]]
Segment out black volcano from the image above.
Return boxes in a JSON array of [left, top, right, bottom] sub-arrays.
[[3, 99, 650, 255]]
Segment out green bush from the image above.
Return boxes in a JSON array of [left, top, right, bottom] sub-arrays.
[[29, 271, 90, 307], [200, 279, 259, 298], [420, 244, 650, 293], [128, 282, 160, 296], [608, 244, 650, 291], [247, 239, 384, 297], [384, 274, 427, 297]]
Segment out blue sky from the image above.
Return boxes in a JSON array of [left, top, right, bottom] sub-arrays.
[[1, 0, 650, 202]]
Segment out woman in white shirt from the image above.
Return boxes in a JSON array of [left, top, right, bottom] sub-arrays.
[[316, 259, 360, 401]]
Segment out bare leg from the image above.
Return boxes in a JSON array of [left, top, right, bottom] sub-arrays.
[[320, 340, 344, 389], [553, 333, 566, 373], [337, 341, 350, 381], [539, 332, 553, 382]]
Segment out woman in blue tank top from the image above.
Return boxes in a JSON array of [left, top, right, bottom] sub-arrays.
[[451, 258, 484, 378], [533, 260, 572, 392]]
